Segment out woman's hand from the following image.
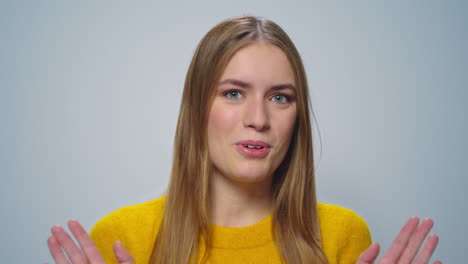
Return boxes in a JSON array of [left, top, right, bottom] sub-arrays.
[[357, 217, 441, 264], [47, 219, 134, 264]]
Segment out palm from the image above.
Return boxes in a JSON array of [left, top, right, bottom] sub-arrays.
[[357, 217, 441, 264], [46, 219, 134, 264]]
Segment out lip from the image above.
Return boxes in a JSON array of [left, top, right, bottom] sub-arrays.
[[235, 140, 272, 158]]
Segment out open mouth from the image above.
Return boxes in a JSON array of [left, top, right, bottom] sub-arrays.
[[236, 142, 271, 158], [243, 144, 264, 149]]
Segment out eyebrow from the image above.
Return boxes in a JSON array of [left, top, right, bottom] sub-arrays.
[[218, 78, 297, 92]]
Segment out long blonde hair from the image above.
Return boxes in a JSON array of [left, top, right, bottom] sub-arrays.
[[150, 15, 328, 264]]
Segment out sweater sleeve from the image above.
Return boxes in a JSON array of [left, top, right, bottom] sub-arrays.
[[337, 211, 372, 264], [89, 210, 123, 264]]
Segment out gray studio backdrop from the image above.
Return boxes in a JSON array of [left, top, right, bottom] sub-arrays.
[[1, 1, 466, 263]]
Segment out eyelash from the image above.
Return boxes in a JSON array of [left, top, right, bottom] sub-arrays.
[[223, 90, 292, 104], [271, 94, 291, 104], [224, 90, 243, 100]]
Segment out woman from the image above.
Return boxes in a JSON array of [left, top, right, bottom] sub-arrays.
[[47, 16, 441, 264]]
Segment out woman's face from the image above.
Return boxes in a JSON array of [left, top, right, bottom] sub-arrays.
[[207, 43, 297, 184]]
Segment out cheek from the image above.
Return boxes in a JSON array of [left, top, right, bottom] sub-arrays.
[[207, 104, 240, 171], [284, 114, 297, 134], [275, 111, 297, 146], [207, 104, 239, 141]]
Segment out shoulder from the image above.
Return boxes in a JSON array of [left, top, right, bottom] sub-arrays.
[[89, 196, 167, 264], [93, 195, 166, 228], [317, 202, 372, 263], [317, 202, 369, 235], [111, 195, 166, 221], [90, 195, 166, 242]]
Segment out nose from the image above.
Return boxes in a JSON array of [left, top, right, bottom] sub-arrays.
[[242, 98, 270, 131]]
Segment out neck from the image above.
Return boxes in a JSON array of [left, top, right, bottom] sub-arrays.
[[209, 170, 273, 228]]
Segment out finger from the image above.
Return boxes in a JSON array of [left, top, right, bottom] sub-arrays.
[[414, 234, 439, 264], [433, 261, 442, 264], [380, 217, 419, 263], [356, 242, 380, 264], [47, 236, 70, 264], [397, 218, 434, 264], [51, 225, 87, 264], [113, 241, 134, 264], [67, 219, 105, 264]]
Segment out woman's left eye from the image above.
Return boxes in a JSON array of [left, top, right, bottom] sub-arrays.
[[271, 94, 289, 103]]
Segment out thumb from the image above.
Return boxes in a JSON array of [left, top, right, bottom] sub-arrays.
[[113, 241, 134, 264], [356, 242, 380, 264]]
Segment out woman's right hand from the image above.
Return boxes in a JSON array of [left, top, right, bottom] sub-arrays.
[[47, 219, 134, 264]]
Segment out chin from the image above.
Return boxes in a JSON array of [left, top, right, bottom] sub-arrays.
[[229, 167, 271, 184]]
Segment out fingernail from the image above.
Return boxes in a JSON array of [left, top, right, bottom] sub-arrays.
[[115, 240, 122, 248], [423, 218, 434, 224], [47, 236, 56, 244]]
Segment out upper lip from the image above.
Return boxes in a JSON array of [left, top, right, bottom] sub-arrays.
[[236, 140, 271, 148]]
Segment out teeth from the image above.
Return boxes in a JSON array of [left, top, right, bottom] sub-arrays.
[[244, 144, 264, 149]]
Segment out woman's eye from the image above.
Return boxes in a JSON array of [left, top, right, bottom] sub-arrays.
[[224, 90, 243, 100], [272, 94, 289, 103]]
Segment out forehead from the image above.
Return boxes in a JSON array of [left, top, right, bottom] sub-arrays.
[[219, 43, 295, 86]]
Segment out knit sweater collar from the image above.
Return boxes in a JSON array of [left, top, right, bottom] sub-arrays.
[[209, 213, 273, 249]]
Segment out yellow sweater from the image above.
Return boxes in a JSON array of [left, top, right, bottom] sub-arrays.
[[90, 196, 371, 264]]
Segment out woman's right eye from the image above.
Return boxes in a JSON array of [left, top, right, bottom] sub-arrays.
[[224, 90, 243, 100]]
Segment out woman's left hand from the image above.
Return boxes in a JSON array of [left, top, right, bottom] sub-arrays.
[[357, 217, 441, 264]]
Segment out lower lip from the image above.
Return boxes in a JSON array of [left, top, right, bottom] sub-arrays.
[[235, 144, 271, 158]]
